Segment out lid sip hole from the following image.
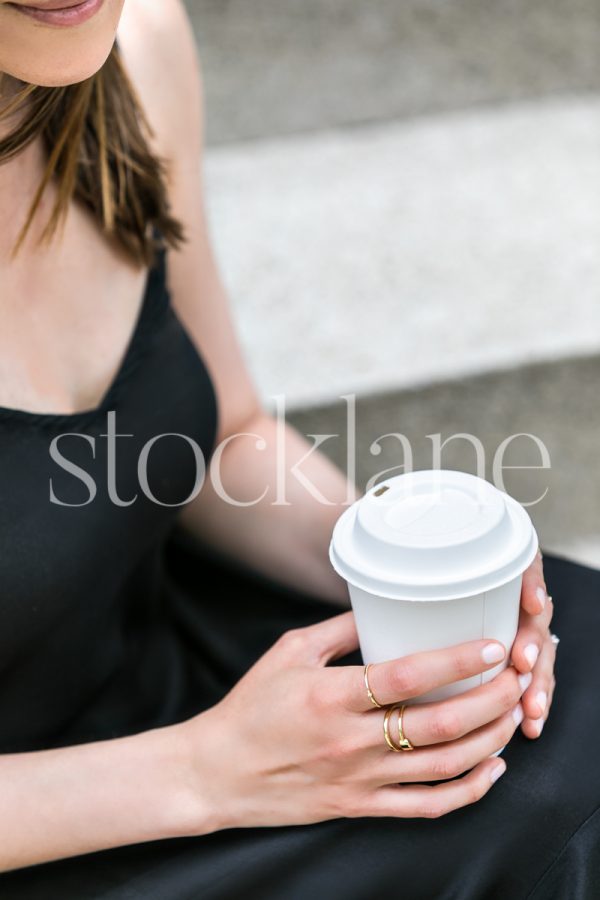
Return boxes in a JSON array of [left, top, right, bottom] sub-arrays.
[[373, 485, 390, 497]]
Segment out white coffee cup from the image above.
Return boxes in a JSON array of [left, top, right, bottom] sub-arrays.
[[329, 469, 539, 705]]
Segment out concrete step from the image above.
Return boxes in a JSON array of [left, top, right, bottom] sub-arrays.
[[205, 94, 600, 408], [287, 353, 600, 570], [186, 0, 600, 144]]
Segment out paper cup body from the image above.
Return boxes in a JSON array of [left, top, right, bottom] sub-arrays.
[[329, 469, 538, 705], [347, 575, 522, 703]]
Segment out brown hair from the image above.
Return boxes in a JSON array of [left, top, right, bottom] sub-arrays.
[[0, 41, 185, 268]]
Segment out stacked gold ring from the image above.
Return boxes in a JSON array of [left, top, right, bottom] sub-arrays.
[[385, 704, 414, 751], [363, 664, 415, 752]]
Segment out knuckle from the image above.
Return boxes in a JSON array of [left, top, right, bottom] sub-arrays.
[[430, 751, 462, 780], [322, 788, 354, 819], [316, 739, 347, 767], [343, 796, 368, 819], [430, 708, 462, 742], [316, 735, 358, 768], [277, 627, 309, 654], [388, 660, 419, 697], [453, 650, 475, 680], [497, 681, 520, 710], [417, 800, 445, 819], [305, 676, 334, 713], [466, 780, 484, 806]]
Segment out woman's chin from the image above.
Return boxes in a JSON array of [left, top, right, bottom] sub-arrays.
[[20, 66, 106, 88], [1, 47, 114, 87]]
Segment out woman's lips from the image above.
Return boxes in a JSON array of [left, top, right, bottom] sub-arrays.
[[6, 0, 105, 27]]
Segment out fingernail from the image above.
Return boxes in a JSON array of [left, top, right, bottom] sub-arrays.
[[482, 642, 505, 664], [512, 703, 524, 726], [536, 691, 547, 715], [535, 586, 546, 610], [490, 760, 507, 783], [518, 672, 533, 693], [524, 644, 539, 668]]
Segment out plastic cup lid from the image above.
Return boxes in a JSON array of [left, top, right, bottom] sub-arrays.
[[329, 469, 539, 601]]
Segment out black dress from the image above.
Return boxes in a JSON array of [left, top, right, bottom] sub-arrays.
[[1, 245, 599, 899]]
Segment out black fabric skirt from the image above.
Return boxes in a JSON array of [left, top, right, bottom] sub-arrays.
[[3, 529, 600, 900]]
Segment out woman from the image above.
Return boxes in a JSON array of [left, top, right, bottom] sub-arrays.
[[0, 1, 598, 897]]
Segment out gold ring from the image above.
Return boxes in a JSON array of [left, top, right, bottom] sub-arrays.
[[397, 704, 414, 751], [364, 663, 384, 709], [383, 704, 403, 752]]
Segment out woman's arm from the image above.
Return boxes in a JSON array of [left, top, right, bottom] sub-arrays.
[[0, 721, 216, 872], [180, 411, 354, 605]]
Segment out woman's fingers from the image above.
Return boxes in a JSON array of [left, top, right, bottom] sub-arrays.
[[373, 706, 520, 784], [511, 593, 554, 674], [520, 549, 548, 616], [341, 639, 507, 713], [358, 757, 506, 819], [364, 665, 527, 749], [512, 556, 557, 723], [520, 635, 557, 739]]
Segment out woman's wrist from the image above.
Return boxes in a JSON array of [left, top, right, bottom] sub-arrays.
[[176, 702, 251, 835], [158, 713, 226, 840]]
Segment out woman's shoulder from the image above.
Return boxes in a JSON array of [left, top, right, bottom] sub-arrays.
[[116, 0, 204, 164]]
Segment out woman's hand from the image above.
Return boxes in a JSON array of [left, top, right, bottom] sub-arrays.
[[511, 549, 557, 739], [182, 613, 528, 831]]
